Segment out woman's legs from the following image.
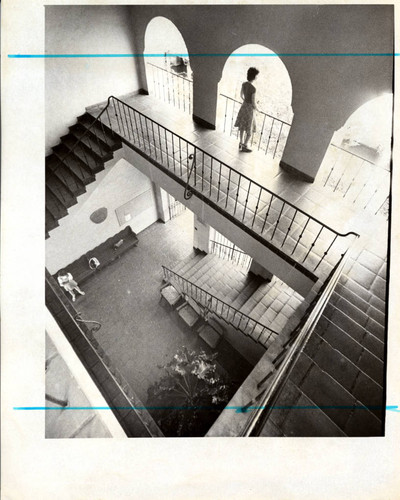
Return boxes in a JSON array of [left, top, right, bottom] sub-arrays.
[[239, 129, 246, 148], [68, 290, 76, 301], [74, 285, 85, 296]]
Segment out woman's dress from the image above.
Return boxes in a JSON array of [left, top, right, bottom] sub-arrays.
[[234, 81, 256, 135]]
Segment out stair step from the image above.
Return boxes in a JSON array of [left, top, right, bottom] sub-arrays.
[[45, 188, 68, 220], [46, 171, 77, 209], [69, 123, 114, 158], [54, 143, 96, 185], [55, 139, 104, 174], [46, 155, 86, 196], [230, 275, 264, 309], [303, 332, 383, 418], [78, 113, 122, 151], [270, 381, 346, 437], [298, 357, 382, 435], [316, 318, 384, 386], [45, 208, 59, 232]]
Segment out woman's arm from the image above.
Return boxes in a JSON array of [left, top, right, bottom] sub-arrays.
[[240, 83, 245, 101], [251, 91, 260, 112]]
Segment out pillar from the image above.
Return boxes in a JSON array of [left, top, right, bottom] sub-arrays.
[[193, 214, 211, 253]]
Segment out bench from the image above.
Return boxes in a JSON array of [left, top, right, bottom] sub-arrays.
[[54, 227, 138, 285]]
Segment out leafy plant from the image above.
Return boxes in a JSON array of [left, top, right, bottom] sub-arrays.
[[147, 347, 232, 437]]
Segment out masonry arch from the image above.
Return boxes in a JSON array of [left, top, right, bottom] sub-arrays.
[[144, 16, 193, 114], [317, 93, 393, 217], [216, 44, 293, 159]]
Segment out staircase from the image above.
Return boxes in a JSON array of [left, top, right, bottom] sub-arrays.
[[166, 252, 305, 348], [45, 112, 122, 238], [259, 249, 387, 437]]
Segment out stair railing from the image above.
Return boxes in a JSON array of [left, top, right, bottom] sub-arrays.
[[210, 240, 252, 270], [162, 265, 280, 345], [146, 61, 193, 114], [219, 94, 292, 159], [321, 143, 390, 211], [98, 95, 359, 280], [238, 247, 353, 436]]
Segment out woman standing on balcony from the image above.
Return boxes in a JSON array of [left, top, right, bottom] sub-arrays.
[[234, 67, 260, 153]]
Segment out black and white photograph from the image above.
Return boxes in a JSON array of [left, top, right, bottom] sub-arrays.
[[2, 1, 400, 498]]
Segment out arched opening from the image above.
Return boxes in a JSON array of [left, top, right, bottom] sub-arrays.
[[316, 93, 393, 217], [144, 17, 193, 114], [216, 44, 293, 159]]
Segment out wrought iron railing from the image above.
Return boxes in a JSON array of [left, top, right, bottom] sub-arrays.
[[210, 240, 252, 271], [162, 265, 279, 346], [238, 248, 352, 436], [50, 95, 359, 280], [146, 62, 193, 114], [219, 94, 292, 159], [319, 143, 391, 213]]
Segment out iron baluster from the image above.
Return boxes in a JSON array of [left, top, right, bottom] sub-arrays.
[[314, 233, 338, 272], [281, 209, 298, 248], [225, 168, 232, 209], [261, 193, 274, 233], [258, 114, 266, 151], [157, 124, 163, 162], [252, 187, 263, 228], [150, 120, 158, 161], [126, 107, 136, 144], [171, 134, 175, 173], [270, 201, 286, 241], [273, 121, 284, 158], [302, 226, 324, 265], [223, 96, 228, 134], [164, 128, 170, 169], [265, 118, 274, 155], [209, 157, 213, 197], [132, 109, 141, 147], [201, 151, 205, 192], [217, 163, 222, 203], [179, 137, 183, 176], [242, 181, 251, 222], [291, 218, 310, 255]]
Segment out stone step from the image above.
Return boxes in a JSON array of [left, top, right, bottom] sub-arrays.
[[230, 274, 264, 310], [46, 170, 77, 210], [45, 208, 59, 233], [78, 113, 123, 151], [296, 354, 382, 436], [69, 123, 115, 160], [303, 332, 383, 419], [323, 303, 384, 360], [170, 252, 203, 276], [333, 284, 385, 328], [267, 380, 346, 437], [46, 155, 86, 197], [239, 279, 276, 317], [45, 187, 68, 220], [315, 318, 384, 386], [54, 139, 104, 175]]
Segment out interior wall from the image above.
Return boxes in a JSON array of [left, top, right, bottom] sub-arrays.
[[46, 157, 159, 274], [45, 6, 140, 153], [129, 4, 393, 179]]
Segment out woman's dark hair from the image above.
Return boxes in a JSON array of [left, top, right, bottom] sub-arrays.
[[247, 67, 259, 81]]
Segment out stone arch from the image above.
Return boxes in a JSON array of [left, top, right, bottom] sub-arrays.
[[216, 44, 293, 158], [144, 16, 193, 114]]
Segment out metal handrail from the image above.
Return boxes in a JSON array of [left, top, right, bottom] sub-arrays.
[[162, 265, 280, 344], [147, 61, 193, 83], [210, 240, 248, 256], [75, 312, 102, 332], [109, 95, 359, 241], [220, 93, 292, 126], [239, 248, 351, 436]]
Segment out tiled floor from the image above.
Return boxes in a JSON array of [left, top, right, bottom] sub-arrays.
[[75, 209, 252, 410]]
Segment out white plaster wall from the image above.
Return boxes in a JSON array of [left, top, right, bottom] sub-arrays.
[[45, 6, 140, 153], [46, 157, 158, 274]]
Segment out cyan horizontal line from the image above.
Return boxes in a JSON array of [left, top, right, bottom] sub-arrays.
[[7, 53, 399, 59], [13, 404, 399, 412]]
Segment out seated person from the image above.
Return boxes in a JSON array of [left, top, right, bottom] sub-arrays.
[[57, 270, 85, 302]]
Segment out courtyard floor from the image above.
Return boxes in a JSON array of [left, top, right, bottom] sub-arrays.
[[75, 209, 252, 418]]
